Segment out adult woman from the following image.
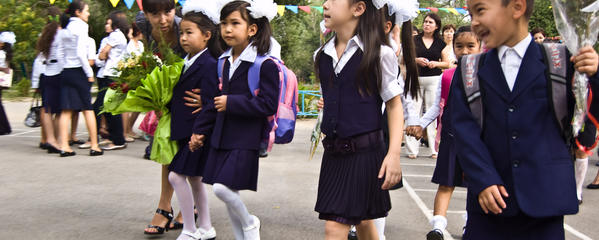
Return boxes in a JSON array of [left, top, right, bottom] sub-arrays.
[[0, 31, 15, 135], [441, 24, 457, 68], [57, 0, 102, 157], [135, 0, 200, 234], [406, 13, 451, 159]]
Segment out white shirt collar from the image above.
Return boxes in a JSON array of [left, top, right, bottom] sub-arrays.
[[184, 48, 207, 70], [498, 34, 532, 59], [219, 43, 258, 63], [322, 35, 364, 59]]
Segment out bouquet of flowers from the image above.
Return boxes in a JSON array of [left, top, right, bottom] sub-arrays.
[[550, 0, 599, 136], [103, 42, 184, 165]]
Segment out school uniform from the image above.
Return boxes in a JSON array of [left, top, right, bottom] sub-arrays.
[[314, 36, 402, 225], [168, 49, 218, 176], [0, 49, 10, 135], [450, 35, 599, 239], [36, 29, 67, 114], [60, 17, 94, 111], [195, 45, 280, 191]]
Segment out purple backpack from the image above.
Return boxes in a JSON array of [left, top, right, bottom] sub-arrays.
[[217, 55, 298, 151]]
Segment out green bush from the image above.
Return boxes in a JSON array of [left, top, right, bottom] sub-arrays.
[[14, 78, 31, 97]]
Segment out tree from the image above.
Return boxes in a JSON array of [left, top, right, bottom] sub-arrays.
[[529, 0, 558, 37]]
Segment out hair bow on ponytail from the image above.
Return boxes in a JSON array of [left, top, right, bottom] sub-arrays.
[[246, 0, 278, 21], [48, 15, 60, 22]]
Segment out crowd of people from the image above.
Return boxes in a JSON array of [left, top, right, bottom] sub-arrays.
[[0, 0, 599, 239]]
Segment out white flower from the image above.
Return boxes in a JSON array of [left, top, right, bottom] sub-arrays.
[[0, 32, 16, 45], [182, 0, 220, 24], [246, 0, 278, 21], [153, 55, 163, 66], [387, 0, 419, 25]]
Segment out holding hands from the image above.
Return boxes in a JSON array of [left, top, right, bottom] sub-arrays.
[[184, 88, 203, 114], [189, 134, 206, 152], [405, 125, 423, 139], [215, 95, 228, 112]]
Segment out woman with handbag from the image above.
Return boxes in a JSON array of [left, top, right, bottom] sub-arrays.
[[0, 31, 15, 135]]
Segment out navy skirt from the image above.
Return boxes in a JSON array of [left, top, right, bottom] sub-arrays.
[[464, 212, 564, 240], [202, 148, 259, 191], [431, 128, 464, 187], [40, 74, 62, 114], [169, 137, 210, 177], [315, 135, 391, 225], [60, 68, 92, 111]]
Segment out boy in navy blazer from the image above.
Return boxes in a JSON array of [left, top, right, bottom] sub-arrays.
[[450, 0, 599, 239]]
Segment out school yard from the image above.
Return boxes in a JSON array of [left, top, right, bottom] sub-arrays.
[[1, 99, 598, 240]]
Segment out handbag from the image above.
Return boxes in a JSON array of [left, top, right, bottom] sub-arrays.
[[24, 92, 42, 127], [0, 68, 13, 88]]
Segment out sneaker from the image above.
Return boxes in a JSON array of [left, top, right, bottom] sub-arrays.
[[426, 229, 444, 240], [195, 227, 216, 240], [101, 143, 127, 151], [243, 215, 260, 240]]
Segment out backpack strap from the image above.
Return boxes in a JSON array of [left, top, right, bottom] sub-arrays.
[[540, 43, 569, 140], [460, 53, 487, 128], [248, 55, 270, 96]]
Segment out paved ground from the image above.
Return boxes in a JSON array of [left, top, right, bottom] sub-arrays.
[[1, 99, 598, 240]]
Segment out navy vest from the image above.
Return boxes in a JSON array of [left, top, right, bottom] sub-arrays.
[[319, 50, 383, 138]]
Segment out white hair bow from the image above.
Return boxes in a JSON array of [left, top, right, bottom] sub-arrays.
[[0, 32, 16, 45], [387, 0, 419, 25], [182, 0, 220, 24], [246, 0, 278, 21]]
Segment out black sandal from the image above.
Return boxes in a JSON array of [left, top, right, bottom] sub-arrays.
[[144, 208, 173, 235]]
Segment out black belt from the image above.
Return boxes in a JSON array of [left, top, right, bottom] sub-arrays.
[[42, 60, 58, 64], [323, 130, 383, 154]]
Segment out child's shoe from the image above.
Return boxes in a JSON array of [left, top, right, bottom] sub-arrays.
[[243, 215, 260, 240]]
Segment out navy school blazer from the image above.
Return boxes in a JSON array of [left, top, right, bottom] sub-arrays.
[[193, 57, 280, 150], [169, 50, 219, 141], [449, 39, 599, 218]]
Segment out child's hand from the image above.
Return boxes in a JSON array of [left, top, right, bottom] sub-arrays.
[[571, 46, 599, 77], [214, 95, 228, 112], [188, 134, 205, 152], [478, 185, 509, 214], [406, 126, 423, 139], [317, 97, 324, 111], [378, 154, 402, 190], [184, 88, 202, 114]]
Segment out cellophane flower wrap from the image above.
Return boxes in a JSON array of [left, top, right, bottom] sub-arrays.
[[550, 0, 599, 136], [103, 43, 183, 165]]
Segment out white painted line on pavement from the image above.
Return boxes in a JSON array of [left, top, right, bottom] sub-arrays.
[[7, 130, 36, 136], [403, 178, 456, 240], [402, 163, 436, 167], [403, 174, 433, 178], [414, 188, 466, 194], [564, 223, 593, 240]]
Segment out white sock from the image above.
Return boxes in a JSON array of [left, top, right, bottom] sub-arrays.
[[213, 184, 253, 228], [168, 172, 197, 240], [189, 177, 212, 230], [373, 217, 386, 240], [575, 158, 589, 200], [430, 215, 447, 231], [227, 205, 244, 240]]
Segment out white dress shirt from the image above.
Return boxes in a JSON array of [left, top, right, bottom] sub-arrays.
[[102, 29, 128, 77], [183, 48, 207, 73], [62, 17, 94, 78], [319, 35, 402, 102], [0, 50, 7, 68], [42, 29, 67, 77], [87, 37, 96, 61], [498, 34, 532, 91], [220, 43, 258, 80], [31, 54, 44, 89], [95, 37, 109, 78], [126, 40, 144, 57]]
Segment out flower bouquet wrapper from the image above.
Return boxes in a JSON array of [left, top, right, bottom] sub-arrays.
[[550, 0, 599, 137], [103, 60, 185, 164]]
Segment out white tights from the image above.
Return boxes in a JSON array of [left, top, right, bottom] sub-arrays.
[[168, 172, 212, 240], [213, 183, 254, 240]]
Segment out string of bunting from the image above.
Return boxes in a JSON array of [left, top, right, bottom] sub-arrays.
[[51, 0, 469, 16]]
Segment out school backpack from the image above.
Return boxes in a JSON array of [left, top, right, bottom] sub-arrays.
[[217, 55, 299, 151], [460, 43, 575, 145]]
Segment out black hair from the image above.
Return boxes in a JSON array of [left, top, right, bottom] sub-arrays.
[[37, 6, 62, 58], [453, 25, 480, 45], [501, 0, 534, 19], [131, 22, 142, 38], [531, 27, 545, 37], [60, 0, 87, 28], [182, 11, 224, 59], [315, 0, 386, 96], [1, 42, 12, 67], [109, 10, 131, 38], [142, 0, 175, 15], [382, 5, 420, 100], [412, 25, 419, 34], [423, 13, 442, 39], [220, 1, 272, 55]]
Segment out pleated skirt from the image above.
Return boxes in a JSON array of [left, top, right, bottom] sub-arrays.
[[168, 138, 209, 177], [60, 68, 92, 111], [202, 148, 259, 191], [315, 143, 391, 225], [431, 129, 464, 187], [40, 74, 62, 114]]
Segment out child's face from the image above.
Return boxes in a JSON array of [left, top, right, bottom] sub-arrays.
[[322, 0, 360, 31], [468, 0, 520, 49], [105, 19, 113, 33], [533, 32, 545, 43], [220, 11, 256, 50], [179, 20, 210, 57], [454, 32, 481, 59]]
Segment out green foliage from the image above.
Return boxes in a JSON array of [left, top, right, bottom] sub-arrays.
[[14, 78, 31, 96], [412, 0, 470, 29], [530, 0, 558, 37]]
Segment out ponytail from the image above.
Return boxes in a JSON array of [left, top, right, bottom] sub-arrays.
[[400, 20, 419, 100]]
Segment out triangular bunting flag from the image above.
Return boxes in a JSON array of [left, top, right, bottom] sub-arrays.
[[438, 8, 450, 13], [428, 7, 438, 13], [456, 8, 467, 14], [68, 0, 72, 2], [49, 0, 56, 4], [174, 0, 178, 4], [285, 5, 298, 14], [299, 6, 311, 14], [137, 0, 143, 10], [109, 0, 119, 7], [277, 5, 285, 16], [178, 0, 186, 7], [311, 6, 323, 13], [448, 8, 460, 15], [124, 0, 135, 9]]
